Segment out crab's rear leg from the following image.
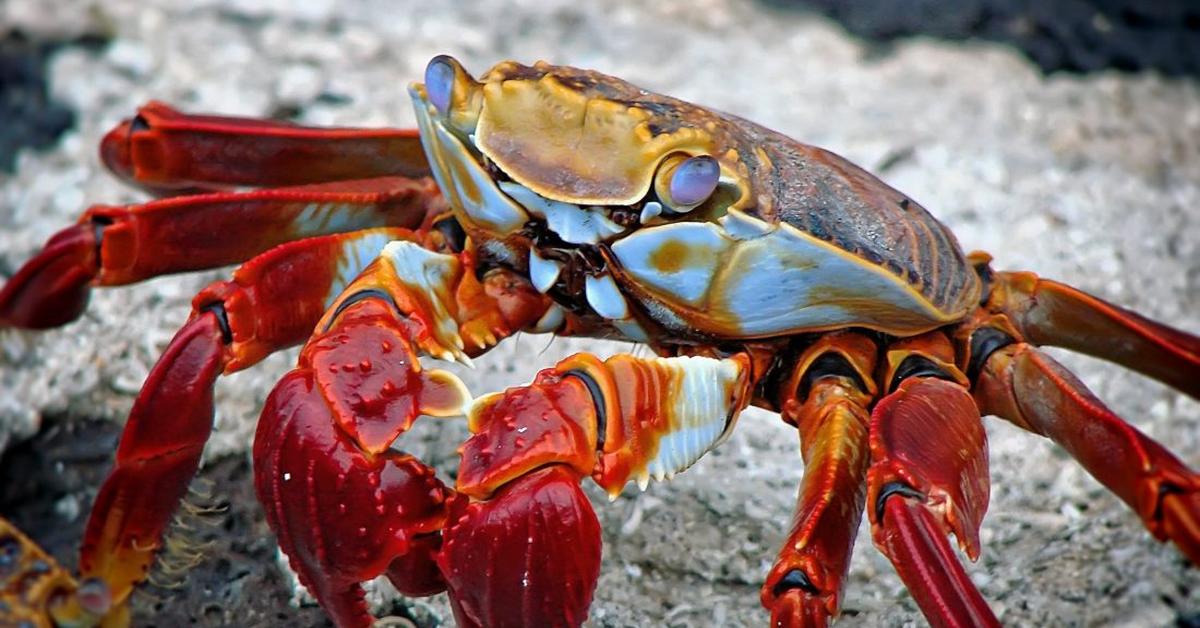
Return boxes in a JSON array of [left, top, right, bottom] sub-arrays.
[[867, 332, 1000, 628], [60, 228, 415, 624], [100, 101, 430, 195], [760, 333, 877, 627], [973, 261, 1200, 561], [981, 259, 1200, 398], [254, 241, 552, 626], [972, 336, 1200, 564], [0, 176, 445, 329]]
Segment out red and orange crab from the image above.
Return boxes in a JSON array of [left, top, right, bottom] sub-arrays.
[[1, 55, 1198, 628]]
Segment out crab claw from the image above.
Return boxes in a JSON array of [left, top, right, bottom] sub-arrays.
[[867, 377, 998, 628], [439, 465, 602, 628], [254, 370, 458, 627], [0, 223, 97, 328]]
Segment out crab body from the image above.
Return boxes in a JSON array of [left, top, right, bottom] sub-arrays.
[[417, 58, 978, 346], [1, 56, 1198, 628]]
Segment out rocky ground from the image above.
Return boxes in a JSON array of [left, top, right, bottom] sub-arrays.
[[1, 1, 1198, 626]]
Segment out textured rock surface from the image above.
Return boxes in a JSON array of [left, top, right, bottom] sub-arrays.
[[1, 0, 1198, 626]]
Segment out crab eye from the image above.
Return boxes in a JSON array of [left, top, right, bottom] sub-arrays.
[[666, 155, 720, 209], [425, 56, 455, 114]]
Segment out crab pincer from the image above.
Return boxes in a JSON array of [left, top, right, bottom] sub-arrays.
[[867, 375, 997, 628]]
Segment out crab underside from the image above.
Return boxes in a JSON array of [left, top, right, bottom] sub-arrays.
[[1, 56, 1198, 628]]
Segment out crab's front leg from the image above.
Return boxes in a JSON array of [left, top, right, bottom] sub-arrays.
[[56, 227, 418, 626], [445, 351, 754, 627], [253, 241, 552, 625], [760, 332, 877, 627]]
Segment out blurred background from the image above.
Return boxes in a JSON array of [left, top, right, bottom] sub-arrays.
[[1, 0, 1198, 626]]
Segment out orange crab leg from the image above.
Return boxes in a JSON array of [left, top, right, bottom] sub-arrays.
[[254, 241, 551, 627], [761, 333, 877, 627], [974, 341, 1200, 564], [101, 101, 430, 194], [0, 176, 444, 329], [67, 228, 416, 623], [867, 332, 998, 628], [1, 516, 114, 628], [985, 266, 1200, 398]]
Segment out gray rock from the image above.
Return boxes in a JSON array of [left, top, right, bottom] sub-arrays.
[[1, 0, 1197, 626]]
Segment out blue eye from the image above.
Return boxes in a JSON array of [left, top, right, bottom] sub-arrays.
[[668, 155, 720, 207], [425, 57, 455, 114]]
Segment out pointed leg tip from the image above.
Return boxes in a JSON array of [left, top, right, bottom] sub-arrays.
[[0, 224, 97, 329]]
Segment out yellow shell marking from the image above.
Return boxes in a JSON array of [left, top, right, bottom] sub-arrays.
[[475, 71, 717, 205]]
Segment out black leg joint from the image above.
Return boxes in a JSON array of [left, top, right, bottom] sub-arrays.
[[966, 327, 1016, 383], [973, 261, 995, 307], [772, 568, 820, 597], [322, 288, 399, 332], [887, 355, 956, 393], [874, 481, 925, 524], [563, 369, 606, 451], [129, 113, 151, 133], [796, 352, 869, 403], [198, 301, 233, 344], [89, 214, 113, 266], [432, 216, 467, 253]]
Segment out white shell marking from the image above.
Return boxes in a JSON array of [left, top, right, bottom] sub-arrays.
[[718, 208, 775, 240], [585, 273, 630, 320], [611, 220, 948, 337], [639, 201, 663, 223], [530, 303, 565, 333], [527, 248, 563, 293], [610, 221, 729, 307], [326, 230, 397, 309], [499, 182, 624, 244], [644, 356, 744, 482]]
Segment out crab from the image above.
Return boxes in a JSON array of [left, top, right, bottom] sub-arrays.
[[1, 55, 1198, 628]]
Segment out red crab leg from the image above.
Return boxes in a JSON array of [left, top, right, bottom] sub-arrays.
[[761, 333, 877, 627], [101, 101, 430, 194], [255, 243, 550, 626], [65, 228, 416, 624], [974, 341, 1200, 564], [0, 176, 444, 329], [867, 332, 998, 628], [986, 267, 1200, 398], [450, 352, 753, 627]]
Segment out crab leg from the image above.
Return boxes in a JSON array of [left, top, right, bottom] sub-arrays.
[[60, 228, 414, 625], [0, 176, 444, 329], [761, 333, 877, 627], [0, 515, 113, 628], [986, 267, 1200, 398], [974, 340, 1200, 564], [254, 241, 550, 626], [867, 333, 998, 628], [100, 101, 430, 194]]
